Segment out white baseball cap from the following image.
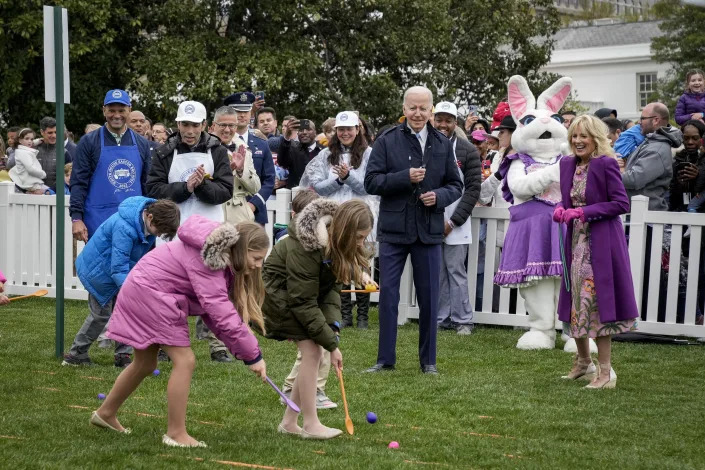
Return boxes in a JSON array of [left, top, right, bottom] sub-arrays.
[[334, 111, 360, 128], [176, 100, 207, 122], [434, 101, 457, 118]]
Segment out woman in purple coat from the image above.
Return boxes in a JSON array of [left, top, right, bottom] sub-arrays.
[[553, 115, 638, 390]]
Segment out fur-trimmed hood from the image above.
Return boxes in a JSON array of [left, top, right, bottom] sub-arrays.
[[177, 215, 240, 270], [292, 198, 339, 252]]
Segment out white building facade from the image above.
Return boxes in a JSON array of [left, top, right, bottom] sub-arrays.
[[542, 21, 670, 121]]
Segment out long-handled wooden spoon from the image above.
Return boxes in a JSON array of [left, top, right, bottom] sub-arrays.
[[9, 289, 49, 302], [336, 365, 354, 435]]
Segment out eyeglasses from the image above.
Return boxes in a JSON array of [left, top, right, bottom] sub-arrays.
[[215, 122, 237, 129], [638, 115, 658, 122]]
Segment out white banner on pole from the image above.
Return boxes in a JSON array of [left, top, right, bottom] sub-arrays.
[[43, 5, 70, 104]]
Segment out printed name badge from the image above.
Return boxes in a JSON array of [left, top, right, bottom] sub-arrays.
[[179, 167, 199, 182], [107, 159, 137, 192]]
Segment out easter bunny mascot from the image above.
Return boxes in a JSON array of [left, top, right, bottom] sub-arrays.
[[493, 75, 572, 350]]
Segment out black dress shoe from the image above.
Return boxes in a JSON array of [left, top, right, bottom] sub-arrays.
[[420, 365, 438, 375], [363, 363, 395, 373], [210, 351, 233, 362]]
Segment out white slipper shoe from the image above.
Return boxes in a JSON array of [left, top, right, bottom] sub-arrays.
[[90, 411, 131, 434], [162, 434, 207, 448]]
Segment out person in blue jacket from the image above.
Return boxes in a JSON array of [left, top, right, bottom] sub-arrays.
[[223, 92, 275, 225], [363, 86, 463, 375], [614, 123, 645, 158], [70, 90, 153, 243], [62, 196, 180, 368]]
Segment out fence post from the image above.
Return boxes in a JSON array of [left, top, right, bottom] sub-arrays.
[[627, 195, 648, 316], [0, 182, 12, 279], [275, 188, 291, 225]]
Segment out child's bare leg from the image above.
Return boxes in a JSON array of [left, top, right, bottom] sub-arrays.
[[280, 344, 308, 433], [294, 340, 330, 434], [97, 344, 159, 431], [162, 345, 200, 446]]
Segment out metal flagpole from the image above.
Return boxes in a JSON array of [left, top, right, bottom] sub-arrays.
[[54, 5, 65, 358]]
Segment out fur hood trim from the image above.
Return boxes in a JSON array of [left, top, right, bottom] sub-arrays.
[[295, 198, 339, 252], [201, 223, 240, 270]]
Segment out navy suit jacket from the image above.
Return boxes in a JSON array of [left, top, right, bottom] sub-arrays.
[[245, 132, 275, 224], [364, 121, 463, 244]]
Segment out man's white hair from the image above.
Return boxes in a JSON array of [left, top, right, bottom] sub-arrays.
[[403, 86, 433, 106]]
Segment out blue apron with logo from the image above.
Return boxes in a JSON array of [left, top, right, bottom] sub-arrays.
[[84, 127, 143, 238]]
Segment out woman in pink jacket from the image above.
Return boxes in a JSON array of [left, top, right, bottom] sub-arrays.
[[91, 216, 269, 448]]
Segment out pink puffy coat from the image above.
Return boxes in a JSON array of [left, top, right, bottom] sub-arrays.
[[107, 215, 262, 364]]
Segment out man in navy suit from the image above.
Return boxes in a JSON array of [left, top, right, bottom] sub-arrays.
[[223, 92, 275, 225], [364, 86, 463, 375]]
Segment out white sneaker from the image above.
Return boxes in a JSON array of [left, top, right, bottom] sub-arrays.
[[316, 391, 338, 409]]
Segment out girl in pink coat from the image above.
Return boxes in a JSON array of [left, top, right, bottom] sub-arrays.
[[91, 216, 269, 448]]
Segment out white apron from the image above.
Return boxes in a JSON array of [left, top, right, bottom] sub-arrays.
[[157, 149, 224, 245], [444, 163, 472, 245]]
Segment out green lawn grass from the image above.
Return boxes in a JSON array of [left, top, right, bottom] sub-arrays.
[[1, 298, 704, 469]]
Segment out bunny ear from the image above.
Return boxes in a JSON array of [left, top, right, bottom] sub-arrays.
[[507, 76, 535, 122], [537, 77, 573, 113]]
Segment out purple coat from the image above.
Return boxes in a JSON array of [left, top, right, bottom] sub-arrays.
[[557, 156, 639, 323], [675, 92, 705, 126], [107, 215, 262, 364]]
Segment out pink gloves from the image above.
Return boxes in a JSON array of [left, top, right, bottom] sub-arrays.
[[561, 208, 584, 224], [552, 206, 565, 222], [552, 206, 584, 224]]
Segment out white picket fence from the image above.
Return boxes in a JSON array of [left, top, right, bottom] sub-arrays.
[[1, 181, 703, 337]]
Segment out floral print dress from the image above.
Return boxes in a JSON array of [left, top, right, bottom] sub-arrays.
[[569, 162, 637, 338]]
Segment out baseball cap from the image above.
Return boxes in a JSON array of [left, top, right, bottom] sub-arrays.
[[104, 89, 131, 106], [224, 92, 255, 112], [175, 101, 207, 123], [434, 101, 457, 118], [470, 130, 486, 142], [494, 115, 517, 131], [334, 111, 359, 128]]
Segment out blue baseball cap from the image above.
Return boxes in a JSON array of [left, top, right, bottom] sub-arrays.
[[104, 89, 131, 106]]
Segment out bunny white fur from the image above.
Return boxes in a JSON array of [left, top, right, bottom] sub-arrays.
[[502, 75, 572, 350]]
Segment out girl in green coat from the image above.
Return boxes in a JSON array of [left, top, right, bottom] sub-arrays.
[[263, 198, 375, 439]]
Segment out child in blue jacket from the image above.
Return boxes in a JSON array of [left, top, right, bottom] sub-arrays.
[[62, 196, 180, 368]]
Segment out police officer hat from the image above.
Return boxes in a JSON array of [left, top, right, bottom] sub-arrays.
[[224, 92, 255, 112]]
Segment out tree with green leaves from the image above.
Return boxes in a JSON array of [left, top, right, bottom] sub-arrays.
[[651, 0, 705, 112], [1, 0, 560, 135], [0, 0, 153, 132]]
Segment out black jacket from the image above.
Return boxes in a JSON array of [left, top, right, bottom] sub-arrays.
[[669, 148, 705, 212], [147, 132, 233, 205], [277, 138, 324, 188], [449, 136, 482, 226], [364, 121, 463, 244]]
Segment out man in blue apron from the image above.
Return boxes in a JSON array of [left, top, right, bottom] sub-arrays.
[[147, 100, 234, 362], [223, 92, 275, 225], [68, 89, 152, 368]]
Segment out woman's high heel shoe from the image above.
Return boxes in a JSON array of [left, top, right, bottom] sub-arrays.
[[561, 355, 597, 381], [585, 364, 617, 389]]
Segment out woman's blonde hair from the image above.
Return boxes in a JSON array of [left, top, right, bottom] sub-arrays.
[[229, 222, 269, 334], [327, 199, 373, 286], [567, 114, 616, 159]]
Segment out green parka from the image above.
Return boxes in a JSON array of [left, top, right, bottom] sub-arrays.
[[262, 198, 341, 351]]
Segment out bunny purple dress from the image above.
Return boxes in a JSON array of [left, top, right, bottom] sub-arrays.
[[493, 153, 563, 287]]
